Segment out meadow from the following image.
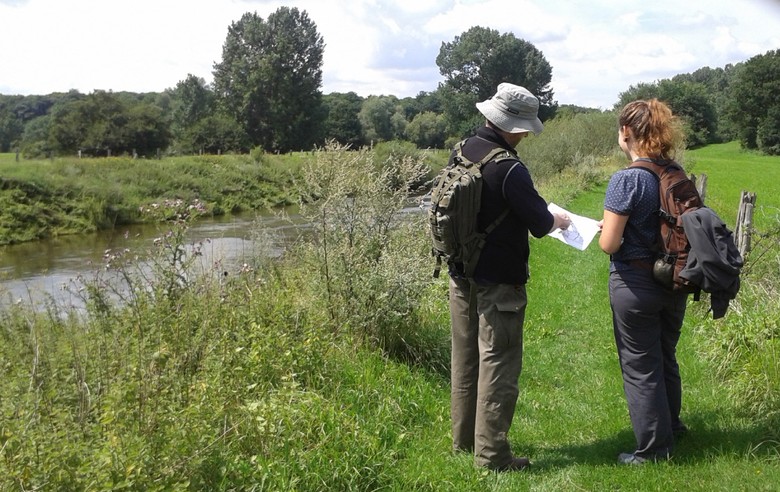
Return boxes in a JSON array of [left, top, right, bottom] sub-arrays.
[[1, 115, 778, 490]]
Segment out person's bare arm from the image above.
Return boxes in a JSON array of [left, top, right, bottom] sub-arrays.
[[599, 210, 629, 254]]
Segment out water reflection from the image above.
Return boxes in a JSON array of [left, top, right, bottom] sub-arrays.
[[0, 209, 306, 312]]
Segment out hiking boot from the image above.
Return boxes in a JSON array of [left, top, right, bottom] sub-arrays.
[[673, 423, 689, 439], [617, 452, 647, 465], [618, 450, 671, 465], [494, 456, 531, 472]]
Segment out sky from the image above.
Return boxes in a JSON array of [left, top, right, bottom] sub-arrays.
[[1, 0, 780, 109]]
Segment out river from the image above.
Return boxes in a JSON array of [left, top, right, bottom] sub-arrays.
[[0, 209, 308, 313]]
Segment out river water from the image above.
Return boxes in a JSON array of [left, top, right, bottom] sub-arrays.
[[0, 209, 307, 312]]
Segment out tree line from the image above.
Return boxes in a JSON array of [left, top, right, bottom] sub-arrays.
[[1, 5, 779, 158]]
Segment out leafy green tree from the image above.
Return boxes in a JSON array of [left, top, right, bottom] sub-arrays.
[[19, 114, 53, 158], [0, 96, 24, 152], [212, 7, 325, 153], [358, 95, 399, 144], [614, 82, 658, 109], [725, 49, 780, 153], [616, 80, 717, 147], [46, 90, 170, 156], [189, 112, 249, 154], [124, 103, 171, 156], [673, 65, 736, 142], [405, 111, 447, 149], [168, 74, 218, 153], [322, 92, 364, 148], [170, 75, 214, 131], [0, 93, 73, 152], [436, 26, 555, 137], [414, 90, 444, 115], [47, 90, 125, 155], [757, 105, 780, 155], [390, 108, 408, 141]]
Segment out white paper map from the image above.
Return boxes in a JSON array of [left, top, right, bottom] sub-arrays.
[[547, 203, 601, 251]]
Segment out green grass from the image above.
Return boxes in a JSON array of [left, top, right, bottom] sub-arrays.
[[687, 141, 780, 230], [0, 153, 303, 244]]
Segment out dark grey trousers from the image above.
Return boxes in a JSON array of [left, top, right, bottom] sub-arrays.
[[609, 266, 688, 459], [449, 276, 527, 469]]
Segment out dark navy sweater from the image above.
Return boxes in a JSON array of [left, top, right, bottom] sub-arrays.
[[449, 126, 554, 285]]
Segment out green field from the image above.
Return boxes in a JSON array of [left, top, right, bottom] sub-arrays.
[[687, 141, 780, 230]]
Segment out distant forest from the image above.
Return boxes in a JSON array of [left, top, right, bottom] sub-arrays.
[[1, 7, 779, 157]]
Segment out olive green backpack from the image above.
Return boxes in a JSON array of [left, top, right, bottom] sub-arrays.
[[428, 139, 513, 278]]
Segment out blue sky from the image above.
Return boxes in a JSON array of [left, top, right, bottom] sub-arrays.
[[2, 0, 779, 109]]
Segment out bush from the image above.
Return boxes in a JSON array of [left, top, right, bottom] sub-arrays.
[[522, 110, 617, 179], [296, 142, 447, 368]]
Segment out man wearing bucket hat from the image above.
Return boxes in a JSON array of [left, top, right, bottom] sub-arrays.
[[448, 83, 570, 471]]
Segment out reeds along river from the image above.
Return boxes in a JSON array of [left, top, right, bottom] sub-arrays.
[[0, 209, 310, 313]]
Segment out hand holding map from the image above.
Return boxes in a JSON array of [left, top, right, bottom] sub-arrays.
[[547, 203, 601, 251]]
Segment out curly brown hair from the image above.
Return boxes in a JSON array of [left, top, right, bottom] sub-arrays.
[[619, 99, 684, 160]]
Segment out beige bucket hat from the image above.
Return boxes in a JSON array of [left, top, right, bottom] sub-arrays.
[[476, 83, 544, 135]]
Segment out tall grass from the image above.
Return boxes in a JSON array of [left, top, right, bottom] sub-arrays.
[[523, 110, 619, 179], [685, 142, 780, 441]]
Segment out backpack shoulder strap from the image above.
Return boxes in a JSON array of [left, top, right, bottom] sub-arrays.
[[630, 158, 681, 177], [476, 146, 516, 240], [480, 147, 515, 166]]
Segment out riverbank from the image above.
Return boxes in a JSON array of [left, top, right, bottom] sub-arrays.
[[0, 152, 304, 245], [0, 143, 445, 246]]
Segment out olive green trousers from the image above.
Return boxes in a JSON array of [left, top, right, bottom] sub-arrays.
[[449, 276, 527, 469]]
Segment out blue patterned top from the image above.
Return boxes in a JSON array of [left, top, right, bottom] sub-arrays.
[[603, 167, 660, 270]]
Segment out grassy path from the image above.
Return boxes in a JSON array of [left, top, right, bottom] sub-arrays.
[[523, 186, 778, 490], [395, 183, 779, 490]]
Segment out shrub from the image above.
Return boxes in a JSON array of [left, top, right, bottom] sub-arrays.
[[296, 142, 447, 368], [522, 110, 617, 179]]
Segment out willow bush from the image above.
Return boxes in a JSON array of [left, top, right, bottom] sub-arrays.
[[522, 110, 619, 179], [295, 141, 448, 371]]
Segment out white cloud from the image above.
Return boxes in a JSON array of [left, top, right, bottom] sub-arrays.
[[2, 0, 780, 108]]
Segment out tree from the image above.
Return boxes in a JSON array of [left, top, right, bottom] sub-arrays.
[[212, 7, 325, 153], [124, 103, 171, 156], [757, 105, 780, 155], [322, 92, 364, 148], [358, 95, 399, 144], [189, 113, 249, 154], [45, 90, 170, 157], [725, 49, 780, 153], [0, 96, 25, 152], [19, 114, 53, 158], [405, 111, 447, 149], [658, 80, 717, 148], [616, 80, 718, 147], [168, 74, 218, 153], [0, 93, 72, 152], [436, 27, 555, 137], [48, 90, 127, 155], [673, 66, 735, 142]]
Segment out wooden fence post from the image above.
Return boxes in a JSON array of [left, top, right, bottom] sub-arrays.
[[735, 191, 757, 258], [690, 173, 707, 203]]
